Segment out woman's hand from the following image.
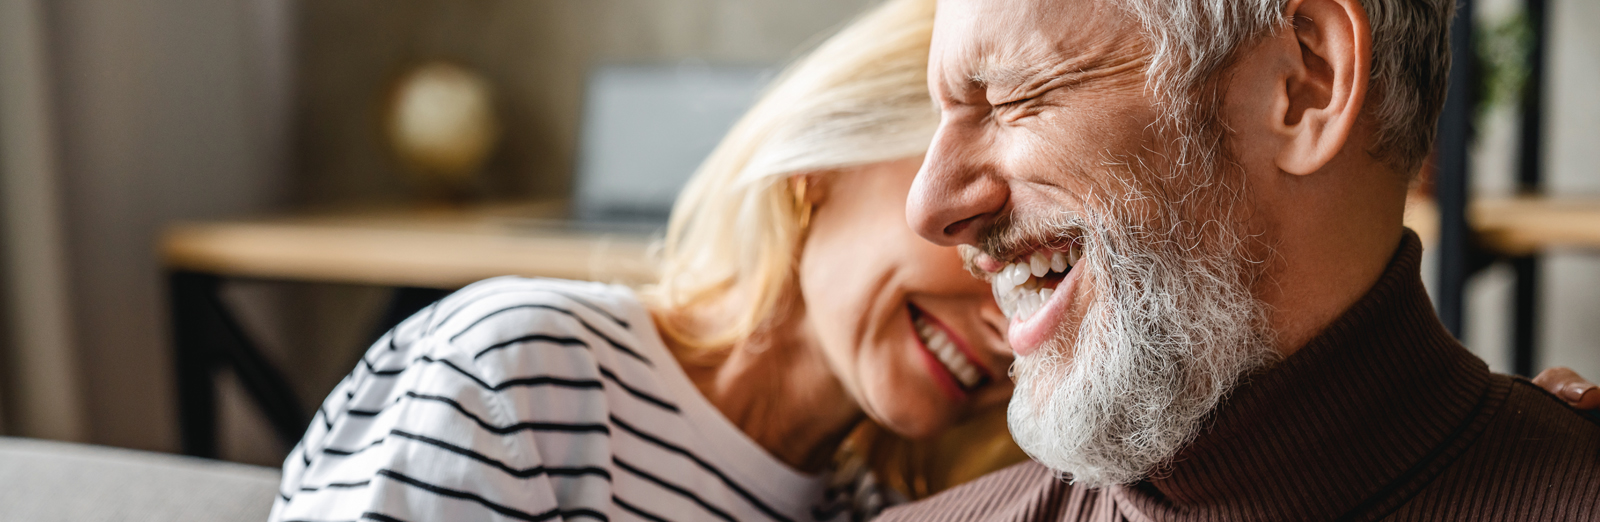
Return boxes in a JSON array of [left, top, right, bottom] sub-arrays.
[[1533, 367, 1600, 410]]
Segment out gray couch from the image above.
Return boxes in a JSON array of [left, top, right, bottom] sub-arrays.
[[0, 436, 280, 522]]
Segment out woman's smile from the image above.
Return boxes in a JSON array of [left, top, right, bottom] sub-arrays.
[[796, 156, 1016, 439], [909, 303, 993, 401]]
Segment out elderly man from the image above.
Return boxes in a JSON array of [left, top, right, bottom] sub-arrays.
[[882, 0, 1600, 520]]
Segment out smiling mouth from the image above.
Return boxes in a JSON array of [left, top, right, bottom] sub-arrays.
[[991, 240, 1084, 321], [910, 306, 990, 392]]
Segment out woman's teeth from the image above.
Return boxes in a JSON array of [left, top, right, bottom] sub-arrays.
[[993, 246, 1081, 321], [913, 315, 983, 389]]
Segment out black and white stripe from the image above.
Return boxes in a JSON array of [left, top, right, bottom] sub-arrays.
[[271, 277, 840, 522]]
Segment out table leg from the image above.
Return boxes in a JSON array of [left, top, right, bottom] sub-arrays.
[[170, 271, 219, 457], [169, 271, 309, 456], [210, 293, 310, 449]]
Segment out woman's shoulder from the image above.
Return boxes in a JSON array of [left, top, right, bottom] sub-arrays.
[[276, 277, 663, 522], [416, 277, 643, 341], [438, 276, 640, 328], [310, 276, 674, 466], [382, 277, 663, 375]]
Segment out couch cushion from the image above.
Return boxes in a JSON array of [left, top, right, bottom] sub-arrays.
[[0, 436, 280, 522]]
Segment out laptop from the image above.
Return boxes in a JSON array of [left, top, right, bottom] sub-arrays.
[[564, 63, 772, 234]]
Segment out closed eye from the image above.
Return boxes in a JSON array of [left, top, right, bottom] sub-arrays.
[[992, 97, 1031, 109], [990, 95, 1045, 122]]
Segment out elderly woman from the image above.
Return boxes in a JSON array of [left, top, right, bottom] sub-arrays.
[[270, 1, 1016, 521], [269, 0, 1600, 520]]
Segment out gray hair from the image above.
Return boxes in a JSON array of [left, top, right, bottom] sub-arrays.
[[1118, 0, 1456, 175]]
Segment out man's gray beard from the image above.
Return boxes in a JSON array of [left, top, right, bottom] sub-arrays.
[[1004, 192, 1277, 487]]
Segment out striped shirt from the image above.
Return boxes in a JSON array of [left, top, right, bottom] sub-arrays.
[[270, 277, 848, 522]]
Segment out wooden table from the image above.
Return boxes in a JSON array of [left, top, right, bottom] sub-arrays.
[[162, 202, 657, 457], [1472, 196, 1600, 256], [1407, 195, 1600, 255]]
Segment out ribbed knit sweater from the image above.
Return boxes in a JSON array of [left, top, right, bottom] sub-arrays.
[[878, 231, 1600, 521]]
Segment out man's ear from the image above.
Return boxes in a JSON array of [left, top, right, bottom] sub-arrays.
[[1272, 0, 1371, 176]]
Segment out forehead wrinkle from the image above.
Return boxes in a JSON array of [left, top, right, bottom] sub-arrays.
[[930, 0, 1087, 102], [969, 30, 1063, 85], [965, 29, 1146, 104]]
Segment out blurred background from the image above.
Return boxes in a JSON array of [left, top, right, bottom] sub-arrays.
[[0, 0, 1594, 474]]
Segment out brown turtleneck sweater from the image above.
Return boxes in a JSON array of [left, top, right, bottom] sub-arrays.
[[878, 231, 1600, 521]]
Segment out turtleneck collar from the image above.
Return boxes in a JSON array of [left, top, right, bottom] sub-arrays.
[[1114, 230, 1502, 521]]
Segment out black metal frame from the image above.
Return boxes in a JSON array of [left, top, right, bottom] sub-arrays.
[[1509, 0, 1550, 377], [169, 270, 450, 458], [1435, 0, 1548, 377], [1435, 0, 1479, 340], [170, 271, 308, 457]]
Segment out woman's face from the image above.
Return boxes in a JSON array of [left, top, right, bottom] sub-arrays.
[[798, 156, 1014, 439]]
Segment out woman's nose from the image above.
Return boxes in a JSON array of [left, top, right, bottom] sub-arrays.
[[906, 125, 1010, 247]]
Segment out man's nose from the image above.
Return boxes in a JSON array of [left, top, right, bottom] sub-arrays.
[[907, 125, 1009, 246]]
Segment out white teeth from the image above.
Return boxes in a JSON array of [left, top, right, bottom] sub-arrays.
[[913, 315, 984, 389], [1020, 290, 1048, 320], [989, 242, 1087, 321], [1029, 252, 1048, 278], [956, 366, 979, 387]]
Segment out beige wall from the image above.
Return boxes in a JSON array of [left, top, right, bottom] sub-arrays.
[[293, 0, 876, 206], [40, 0, 294, 451], [0, 0, 86, 442]]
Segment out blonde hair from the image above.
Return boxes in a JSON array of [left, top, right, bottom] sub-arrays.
[[641, 0, 1028, 499], [644, 0, 939, 348]]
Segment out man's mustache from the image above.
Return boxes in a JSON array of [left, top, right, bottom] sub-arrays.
[[963, 209, 1089, 269]]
